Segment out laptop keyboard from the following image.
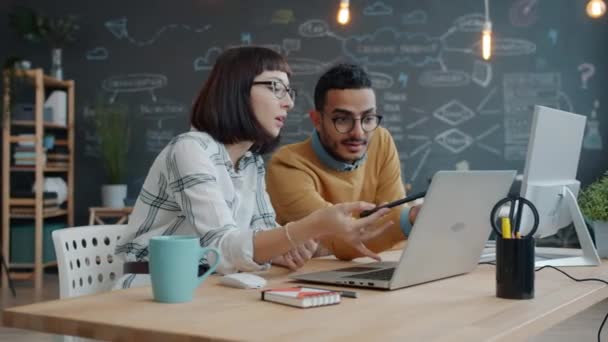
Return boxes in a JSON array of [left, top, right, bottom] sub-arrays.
[[343, 268, 395, 281]]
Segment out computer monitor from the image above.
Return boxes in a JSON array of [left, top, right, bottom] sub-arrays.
[[519, 105, 600, 266]]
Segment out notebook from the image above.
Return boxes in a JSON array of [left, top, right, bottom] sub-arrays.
[[261, 287, 341, 308]]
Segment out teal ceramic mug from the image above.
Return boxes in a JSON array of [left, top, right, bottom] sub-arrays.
[[149, 236, 220, 303]]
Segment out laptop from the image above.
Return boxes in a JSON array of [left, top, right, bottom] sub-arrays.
[[290, 170, 516, 290]]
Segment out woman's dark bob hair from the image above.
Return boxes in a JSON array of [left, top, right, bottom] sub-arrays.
[[190, 46, 292, 154]]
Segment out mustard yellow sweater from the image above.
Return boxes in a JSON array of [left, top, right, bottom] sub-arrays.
[[266, 127, 407, 260]]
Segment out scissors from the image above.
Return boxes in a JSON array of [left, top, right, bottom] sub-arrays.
[[490, 195, 539, 238]]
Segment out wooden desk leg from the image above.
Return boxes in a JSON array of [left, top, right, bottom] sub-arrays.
[[116, 216, 128, 225]]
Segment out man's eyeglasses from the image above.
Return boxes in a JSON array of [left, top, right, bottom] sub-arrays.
[[252, 80, 296, 102], [329, 115, 383, 134]]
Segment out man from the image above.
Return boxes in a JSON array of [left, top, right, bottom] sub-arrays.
[[266, 63, 417, 261]]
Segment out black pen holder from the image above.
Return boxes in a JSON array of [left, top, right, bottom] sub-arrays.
[[496, 236, 535, 300]]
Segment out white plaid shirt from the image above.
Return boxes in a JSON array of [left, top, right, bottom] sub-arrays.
[[115, 130, 277, 286]]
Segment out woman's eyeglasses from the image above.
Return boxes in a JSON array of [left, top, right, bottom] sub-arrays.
[[252, 80, 296, 102]]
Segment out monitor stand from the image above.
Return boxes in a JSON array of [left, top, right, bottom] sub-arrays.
[[534, 187, 601, 267]]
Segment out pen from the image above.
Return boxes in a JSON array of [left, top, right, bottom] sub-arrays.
[[501, 217, 512, 239], [513, 198, 525, 237], [360, 191, 426, 218], [297, 286, 358, 298]]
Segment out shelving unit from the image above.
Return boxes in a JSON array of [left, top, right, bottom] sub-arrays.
[[1, 68, 74, 292]]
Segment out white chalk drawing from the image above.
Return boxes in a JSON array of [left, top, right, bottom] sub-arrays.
[[287, 57, 326, 75], [548, 29, 558, 46], [584, 100, 603, 150], [343, 29, 441, 67], [558, 91, 574, 112], [402, 10, 427, 25], [455, 160, 470, 171], [363, 2, 393, 16], [82, 106, 101, 158], [475, 124, 501, 141], [535, 57, 547, 70], [193, 47, 223, 71], [477, 142, 501, 156], [439, 26, 458, 41], [435, 128, 474, 154], [398, 72, 409, 88], [418, 70, 470, 87], [409, 107, 426, 114], [86, 47, 109, 60], [105, 17, 210, 47], [139, 100, 188, 128], [578, 63, 596, 90], [509, 0, 539, 28], [406, 116, 430, 130], [84, 130, 101, 158], [477, 87, 502, 115], [383, 103, 401, 113], [442, 47, 473, 54], [383, 114, 402, 124], [409, 141, 432, 158], [383, 92, 407, 102], [283, 39, 301, 55], [241, 33, 252, 45], [407, 135, 430, 140], [299, 14, 534, 73], [410, 147, 431, 181], [146, 129, 174, 153], [472, 38, 536, 57], [272, 9, 296, 24], [368, 71, 394, 89], [281, 89, 314, 144], [475, 125, 502, 156], [433, 100, 475, 126], [472, 60, 492, 87], [503, 73, 561, 160], [102, 74, 167, 104], [402, 134, 430, 159], [298, 19, 330, 38], [453, 13, 486, 32]]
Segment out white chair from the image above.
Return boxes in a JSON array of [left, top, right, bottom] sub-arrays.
[[52, 224, 130, 299]]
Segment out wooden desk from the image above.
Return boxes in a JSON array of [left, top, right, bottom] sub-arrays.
[[88, 207, 133, 225], [3, 251, 608, 341]]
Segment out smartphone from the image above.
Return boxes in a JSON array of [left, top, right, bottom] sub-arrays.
[[359, 191, 426, 218]]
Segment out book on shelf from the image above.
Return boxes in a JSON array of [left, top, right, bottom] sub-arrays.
[[47, 153, 69, 160], [261, 287, 341, 308], [11, 191, 58, 199]]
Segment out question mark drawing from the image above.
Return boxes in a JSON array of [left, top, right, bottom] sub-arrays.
[[578, 63, 595, 90]]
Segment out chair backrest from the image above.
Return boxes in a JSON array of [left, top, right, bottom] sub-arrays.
[[52, 224, 130, 298]]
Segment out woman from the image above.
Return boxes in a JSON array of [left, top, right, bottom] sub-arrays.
[[115, 47, 391, 288]]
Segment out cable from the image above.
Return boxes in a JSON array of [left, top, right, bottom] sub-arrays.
[[480, 262, 608, 341], [478, 261, 496, 266], [535, 265, 608, 342]]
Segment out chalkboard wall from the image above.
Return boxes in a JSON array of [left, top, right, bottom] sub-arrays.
[[1, 0, 607, 225]]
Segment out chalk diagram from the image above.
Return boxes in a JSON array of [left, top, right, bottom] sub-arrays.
[[104, 17, 211, 47], [102, 73, 168, 104], [295, 14, 541, 181]]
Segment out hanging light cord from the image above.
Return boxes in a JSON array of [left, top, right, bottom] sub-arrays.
[[485, 0, 490, 23]]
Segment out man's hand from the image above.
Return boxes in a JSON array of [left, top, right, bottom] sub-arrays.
[[409, 204, 422, 225]]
